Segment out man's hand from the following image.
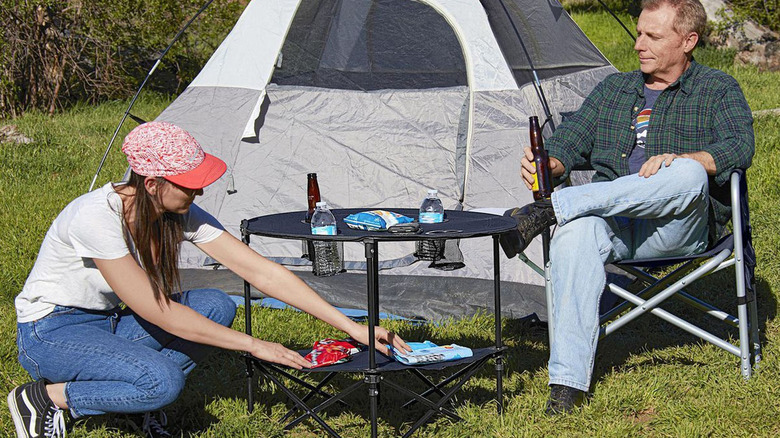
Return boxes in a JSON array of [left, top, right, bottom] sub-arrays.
[[520, 146, 563, 190], [638, 153, 680, 178], [638, 151, 716, 178]]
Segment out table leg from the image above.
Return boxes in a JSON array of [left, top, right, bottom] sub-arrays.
[[365, 239, 379, 438], [493, 235, 503, 414], [242, 225, 255, 413]]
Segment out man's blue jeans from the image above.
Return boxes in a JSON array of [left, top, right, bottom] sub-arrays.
[[16, 288, 236, 418], [547, 159, 710, 392]]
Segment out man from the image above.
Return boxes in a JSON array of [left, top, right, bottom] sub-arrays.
[[506, 0, 754, 414]]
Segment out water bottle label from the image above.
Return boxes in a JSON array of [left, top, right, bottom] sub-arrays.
[[419, 212, 443, 224], [312, 225, 337, 235]]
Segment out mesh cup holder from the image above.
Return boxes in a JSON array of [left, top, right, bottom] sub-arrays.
[[415, 240, 445, 261], [307, 240, 345, 276]]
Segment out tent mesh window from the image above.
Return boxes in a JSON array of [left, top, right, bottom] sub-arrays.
[[479, 0, 610, 87], [272, 0, 468, 90]]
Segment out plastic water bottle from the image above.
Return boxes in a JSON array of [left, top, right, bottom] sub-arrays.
[[310, 202, 342, 276], [419, 189, 444, 223], [311, 201, 336, 235]]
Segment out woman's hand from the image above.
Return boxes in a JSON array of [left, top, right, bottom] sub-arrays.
[[249, 338, 312, 369], [347, 323, 411, 356]]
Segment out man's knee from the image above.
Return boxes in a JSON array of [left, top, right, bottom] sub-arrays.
[[668, 158, 708, 193], [551, 216, 609, 251]]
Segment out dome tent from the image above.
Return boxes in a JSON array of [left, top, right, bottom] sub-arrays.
[[148, 0, 617, 321]]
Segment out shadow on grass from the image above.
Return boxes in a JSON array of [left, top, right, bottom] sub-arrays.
[[77, 271, 774, 435], [71, 348, 251, 436], [590, 272, 776, 389], [86, 316, 548, 437]]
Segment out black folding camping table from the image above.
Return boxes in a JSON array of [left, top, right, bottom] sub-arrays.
[[239, 208, 516, 438]]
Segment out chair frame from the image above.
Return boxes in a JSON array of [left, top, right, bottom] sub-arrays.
[[541, 169, 761, 379]]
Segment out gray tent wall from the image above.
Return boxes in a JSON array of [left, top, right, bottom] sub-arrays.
[[157, 0, 617, 321]]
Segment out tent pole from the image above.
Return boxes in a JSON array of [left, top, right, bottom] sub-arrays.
[[595, 0, 636, 41], [88, 0, 217, 192], [494, 0, 556, 131]]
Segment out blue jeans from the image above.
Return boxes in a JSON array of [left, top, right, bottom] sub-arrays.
[[16, 288, 236, 418], [547, 159, 710, 392]]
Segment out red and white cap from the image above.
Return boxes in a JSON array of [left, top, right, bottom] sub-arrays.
[[122, 121, 226, 189]]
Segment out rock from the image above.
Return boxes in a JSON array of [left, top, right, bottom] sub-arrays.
[[0, 125, 34, 144], [700, 0, 780, 71], [736, 40, 780, 71]]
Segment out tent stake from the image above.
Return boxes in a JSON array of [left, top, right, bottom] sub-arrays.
[[89, 0, 217, 192]]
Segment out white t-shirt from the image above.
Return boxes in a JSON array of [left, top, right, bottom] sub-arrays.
[[15, 182, 224, 323]]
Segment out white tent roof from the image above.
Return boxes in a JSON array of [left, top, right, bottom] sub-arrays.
[[190, 0, 516, 92], [189, 0, 518, 138]]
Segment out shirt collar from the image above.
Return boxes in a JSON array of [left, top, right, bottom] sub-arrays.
[[624, 58, 699, 96]]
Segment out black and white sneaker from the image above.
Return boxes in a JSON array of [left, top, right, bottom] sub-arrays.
[[7, 380, 67, 438], [142, 411, 172, 438]]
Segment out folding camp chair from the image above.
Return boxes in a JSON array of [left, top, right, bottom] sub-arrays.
[[541, 169, 761, 379]]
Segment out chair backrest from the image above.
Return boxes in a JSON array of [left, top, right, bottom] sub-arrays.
[[732, 169, 757, 302]]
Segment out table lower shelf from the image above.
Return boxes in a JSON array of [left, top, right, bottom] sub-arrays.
[[277, 346, 504, 373], [246, 345, 505, 437]]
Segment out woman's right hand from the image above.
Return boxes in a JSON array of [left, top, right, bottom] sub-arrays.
[[250, 338, 312, 369]]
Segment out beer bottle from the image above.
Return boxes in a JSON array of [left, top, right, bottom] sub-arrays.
[[529, 116, 552, 200], [305, 173, 321, 223]]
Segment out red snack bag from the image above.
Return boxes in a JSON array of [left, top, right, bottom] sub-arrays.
[[304, 338, 361, 368]]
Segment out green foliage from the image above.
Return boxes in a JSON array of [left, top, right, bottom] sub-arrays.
[[728, 0, 780, 33], [562, 0, 642, 17], [0, 0, 244, 119]]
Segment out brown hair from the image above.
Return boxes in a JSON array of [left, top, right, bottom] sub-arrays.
[[123, 171, 185, 303], [641, 0, 707, 38]]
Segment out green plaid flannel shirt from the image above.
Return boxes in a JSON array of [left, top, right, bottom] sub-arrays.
[[547, 60, 754, 240]]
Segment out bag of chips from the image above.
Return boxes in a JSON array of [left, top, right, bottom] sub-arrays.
[[387, 341, 473, 365], [343, 210, 414, 231], [304, 338, 362, 368]]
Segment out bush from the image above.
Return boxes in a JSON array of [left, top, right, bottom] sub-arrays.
[[0, 0, 245, 119], [728, 0, 779, 33]]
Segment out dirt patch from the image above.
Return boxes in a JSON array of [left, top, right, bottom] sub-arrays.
[[629, 407, 657, 424], [0, 125, 34, 144]]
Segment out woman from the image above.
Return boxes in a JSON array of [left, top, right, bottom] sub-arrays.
[[8, 122, 409, 438]]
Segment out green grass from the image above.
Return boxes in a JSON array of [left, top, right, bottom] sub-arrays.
[[2, 11, 780, 437]]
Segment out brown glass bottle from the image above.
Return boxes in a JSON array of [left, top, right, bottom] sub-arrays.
[[529, 116, 553, 200], [305, 173, 321, 223]]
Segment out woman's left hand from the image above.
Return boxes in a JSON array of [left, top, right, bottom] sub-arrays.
[[348, 323, 411, 356]]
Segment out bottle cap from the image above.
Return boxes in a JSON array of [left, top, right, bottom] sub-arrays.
[[316, 201, 327, 207], [308, 173, 317, 178], [427, 189, 438, 196]]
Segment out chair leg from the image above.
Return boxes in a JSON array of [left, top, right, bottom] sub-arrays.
[[749, 295, 762, 366], [737, 300, 752, 380], [545, 259, 554, 345]]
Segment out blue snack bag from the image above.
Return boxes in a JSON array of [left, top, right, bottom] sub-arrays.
[[343, 210, 414, 231]]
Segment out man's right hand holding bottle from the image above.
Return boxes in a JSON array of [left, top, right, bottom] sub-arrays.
[[520, 146, 564, 191]]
